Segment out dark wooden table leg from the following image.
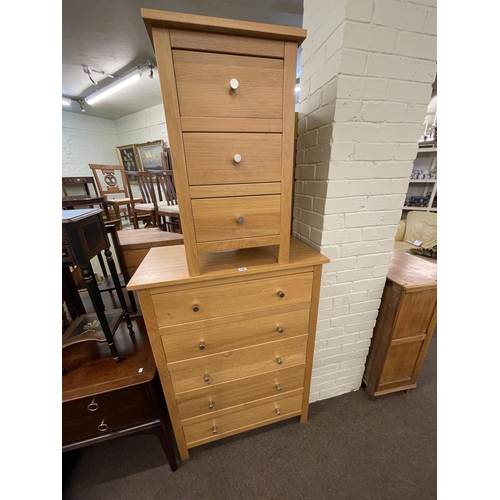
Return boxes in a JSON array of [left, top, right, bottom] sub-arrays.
[[104, 248, 134, 334], [157, 406, 178, 471], [81, 265, 121, 362], [62, 267, 86, 319]]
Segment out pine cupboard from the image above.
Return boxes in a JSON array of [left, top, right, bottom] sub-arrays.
[[141, 9, 307, 276], [363, 250, 437, 398], [127, 238, 329, 460]]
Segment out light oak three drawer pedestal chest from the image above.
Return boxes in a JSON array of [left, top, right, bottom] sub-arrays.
[[127, 239, 329, 460]]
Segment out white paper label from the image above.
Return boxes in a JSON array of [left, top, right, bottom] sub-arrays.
[[413, 240, 422, 247], [138, 368, 143, 373], [238, 267, 247, 271]]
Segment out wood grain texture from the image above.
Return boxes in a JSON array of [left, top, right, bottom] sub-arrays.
[[175, 365, 306, 420], [127, 236, 329, 291], [169, 29, 285, 58], [183, 390, 303, 446], [168, 335, 307, 393], [278, 42, 298, 265], [152, 27, 200, 276], [362, 249, 437, 399], [190, 183, 281, 199], [301, 264, 322, 423], [387, 249, 437, 291], [161, 308, 310, 362], [142, 9, 307, 45], [151, 272, 314, 327], [136, 290, 189, 460], [197, 235, 281, 253], [117, 228, 183, 250], [192, 195, 281, 243], [180, 117, 282, 133], [173, 50, 283, 119], [183, 133, 282, 185]]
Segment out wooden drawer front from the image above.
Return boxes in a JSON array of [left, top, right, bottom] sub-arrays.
[[192, 195, 281, 243], [183, 391, 303, 446], [176, 364, 305, 421], [62, 245, 73, 265], [183, 133, 282, 185], [152, 272, 314, 327], [173, 50, 283, 119], [379, 338, 424, 386], [392, 289, 437, 339], [161, 308, 310, 362], [62, 402, 154, 445], [62, 385, 149, 422], [168, 335, 307, 393]]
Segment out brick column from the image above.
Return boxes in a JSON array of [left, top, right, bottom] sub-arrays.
[[294, 0, 437, 401]]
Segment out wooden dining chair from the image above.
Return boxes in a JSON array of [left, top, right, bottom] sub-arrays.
[[150, 169, 181, 233], [88, 164, 143, 223], [124, 171, 158, 229]]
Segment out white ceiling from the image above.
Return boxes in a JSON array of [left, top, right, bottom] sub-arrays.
[[62, 0, 304, 121]]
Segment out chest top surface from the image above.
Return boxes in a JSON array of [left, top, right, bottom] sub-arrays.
[[387, 249, 437, 291], [141, 9, 307, 45], [126, 236, 329, 291]]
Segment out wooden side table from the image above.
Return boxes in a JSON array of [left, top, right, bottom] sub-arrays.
[[62, 208, 134, 361], [363, 249, 437, 399], [62, 315, 178, 472]]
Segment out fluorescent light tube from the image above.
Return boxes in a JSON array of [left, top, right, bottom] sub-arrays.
[[295, 85, 300, 92], [85, 69, 142, 105], [62, 98, 72, 106]]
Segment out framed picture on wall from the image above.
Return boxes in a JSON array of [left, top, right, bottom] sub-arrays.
[[136, 140, 165, 171], [116, 144, 140, 182]]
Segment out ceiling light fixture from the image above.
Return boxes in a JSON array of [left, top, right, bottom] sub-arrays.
[[83, 65, 115, 85], [77, 99, 86, 112], [295, 85, 300, 92], [62, 97, 72, 106], [85, 69, 142, 105]]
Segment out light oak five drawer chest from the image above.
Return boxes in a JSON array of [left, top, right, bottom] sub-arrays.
[[127, 238, 329, 460], [141, 9, 307, 276]]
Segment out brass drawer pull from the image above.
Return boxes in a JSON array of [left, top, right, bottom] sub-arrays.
[[204, 373, 210, 383], [87, 399, 99, 412], [236, 216, 244, 224], [276, 357, 283, 365], [98, 419, 108, 432], [208, 401, 214, 410], [193, 304, 200, 312], [230, 78, 239, 90], [278, 291, 285, 298], [277, 326, 284, 334], [199, 342, 205, 350], [212, 425, 218, 435], [233, 154, 242, 163], [276, 384, 282, 392], [276, 408, 282, 416]]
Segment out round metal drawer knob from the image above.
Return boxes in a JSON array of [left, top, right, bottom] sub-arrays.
[[230, 78, 239, 90], [237, 216, 244, 224], [98, 419, 108, 432], [208, 401, 214, 410], [233, 154, 242, 163], [193, 304, 200, 312], [87, 399, 99, 412], [199, 342, 205, 350], [277, 326, 284, 334], [276, 384, 282, 392], [213, 425, 218, 435], [276, 357, 283, 365], [276, 408, 282, 416], [278, 291, 285, 298], [204, 373, 210, 383]]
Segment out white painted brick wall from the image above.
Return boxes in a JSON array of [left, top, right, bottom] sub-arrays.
[[297, 0, 437, 403]]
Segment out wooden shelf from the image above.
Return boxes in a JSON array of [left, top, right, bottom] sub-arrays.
[[403, 206, 437, 212]]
